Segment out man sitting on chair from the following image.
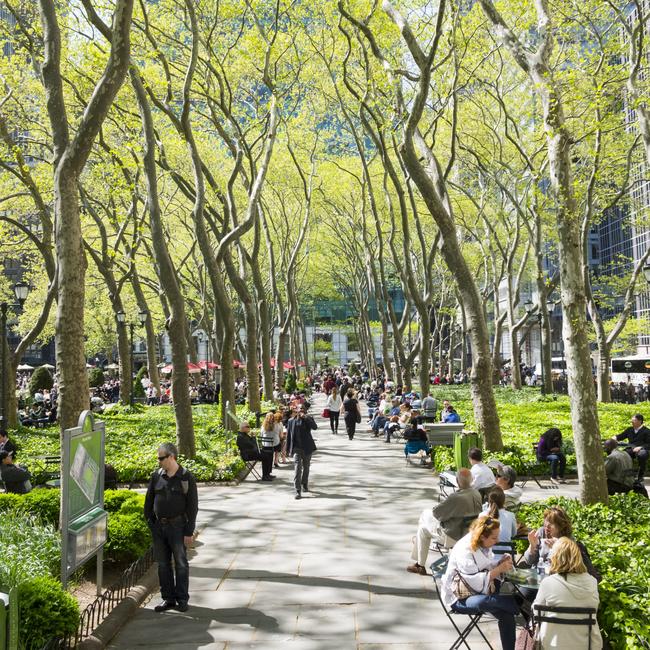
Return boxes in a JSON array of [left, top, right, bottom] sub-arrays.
[[236, 422, 274, 482], [494, 465, 522, 511], [468, 447, 496, 501], [406, 468, 481, 575]]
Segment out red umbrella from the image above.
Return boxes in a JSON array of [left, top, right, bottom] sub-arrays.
[[283, 362, 294, 370], [160, 362, 202, 374], [198, 361, 219, 370]]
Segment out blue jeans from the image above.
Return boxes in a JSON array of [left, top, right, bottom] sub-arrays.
[[151, 519, 190, 603], [452, 593, 518, 650], [545, 452, 566, 479]]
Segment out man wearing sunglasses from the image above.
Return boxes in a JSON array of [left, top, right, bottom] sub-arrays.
[[144, 443, 198, 613]]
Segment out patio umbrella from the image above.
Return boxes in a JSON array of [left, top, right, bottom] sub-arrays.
[[187, 362, 202, 373], [106, 363, 119, 370], [40, 363, 55, 370], [17, 364, 34, 371], [198, 361, 219, 370]]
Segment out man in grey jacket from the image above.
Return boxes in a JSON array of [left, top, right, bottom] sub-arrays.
[[407, 467, 482, 574]]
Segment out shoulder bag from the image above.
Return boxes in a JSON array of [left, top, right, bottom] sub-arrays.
[[451, 554, 495, 601]]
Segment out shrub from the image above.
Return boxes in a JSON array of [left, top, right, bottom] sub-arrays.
[[133, 366, 148, 398], [105, 511, 151, 563], [88, 367, 105, 388], [284, 373, 297, 394], [28, 367, 53, 396], [0, 490, 60, 526], [18, 575, 79, 649], [0, 512, 60, 589]]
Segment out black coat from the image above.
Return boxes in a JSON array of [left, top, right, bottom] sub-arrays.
[[617, 425, 650, 450], [286, 415, 317, 456]]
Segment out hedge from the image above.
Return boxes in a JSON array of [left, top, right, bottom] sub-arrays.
[[518, 494, 650, 649], [0, 489, 151, 566]]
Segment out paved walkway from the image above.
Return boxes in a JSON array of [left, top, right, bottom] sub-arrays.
[[107, 394, 582, 650]]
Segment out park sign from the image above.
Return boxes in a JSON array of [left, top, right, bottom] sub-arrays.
[[60, 410, 107, 590]]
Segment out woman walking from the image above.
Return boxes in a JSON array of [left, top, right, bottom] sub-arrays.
[[325, 387, 342, 434], [343, 389, 361, 440]]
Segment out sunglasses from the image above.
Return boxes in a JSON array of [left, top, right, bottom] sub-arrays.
[[158, 455, 169, 461]]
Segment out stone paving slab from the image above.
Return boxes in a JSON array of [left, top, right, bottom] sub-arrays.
[[108, 391, 589, 650]]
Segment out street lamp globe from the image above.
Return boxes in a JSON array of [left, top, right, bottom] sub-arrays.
[[523, 299, 534, 315], [13, 281, 30, 305], [546, 300, 555, 315], [116, 310, 126, 324], [138, 309, 148, 326]]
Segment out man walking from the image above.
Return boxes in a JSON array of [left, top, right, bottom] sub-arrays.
[[286, 405, 317, 499], [144, 443, 198, 613]]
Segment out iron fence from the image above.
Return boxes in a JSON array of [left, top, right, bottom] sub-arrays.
[[41, 546, 154, 649]]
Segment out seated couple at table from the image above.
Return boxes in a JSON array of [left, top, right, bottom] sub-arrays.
[[441, 514, 603, 650]]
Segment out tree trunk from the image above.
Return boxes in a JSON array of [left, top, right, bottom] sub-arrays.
[[131, 70, 195, 456], [596, 334, 612, 403], [131, 268, 161, 396]]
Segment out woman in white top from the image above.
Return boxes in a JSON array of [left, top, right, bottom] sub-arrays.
[[325, 387, 343, 434], [532, 537, 602, 649], [482, 487, 518, 545], [441, 516, 519, 650]]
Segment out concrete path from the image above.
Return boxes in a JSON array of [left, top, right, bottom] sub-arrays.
[[107, 393, 583, 650]]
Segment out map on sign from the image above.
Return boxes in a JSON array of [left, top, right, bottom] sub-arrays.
[[70, 442, 100, 504]]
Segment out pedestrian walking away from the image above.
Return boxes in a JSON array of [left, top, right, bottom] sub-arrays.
[[144, 443, 198, 613], [286, 404, 318, 499]]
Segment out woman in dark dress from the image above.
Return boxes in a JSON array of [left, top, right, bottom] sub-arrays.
[[343, 389, 361, 440]]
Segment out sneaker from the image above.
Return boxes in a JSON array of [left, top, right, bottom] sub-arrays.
[[154, 600, 176, 612], [406, 564, 427, 575], [175, 601, 188, 612], [295, 493, 301, 500], [302, 485, 309, 492], [261, 475, 274, 482], [558, 478, 567, 484]]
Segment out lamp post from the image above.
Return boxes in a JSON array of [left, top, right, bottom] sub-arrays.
[[523, 299, 544, 394], [116, 310, 148, 407], [1, 281, 31, 428]]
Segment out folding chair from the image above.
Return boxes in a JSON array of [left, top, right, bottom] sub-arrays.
[[429, 556, 495, 650], [532, 604, 597, 650], [244, 460, 262, 480]]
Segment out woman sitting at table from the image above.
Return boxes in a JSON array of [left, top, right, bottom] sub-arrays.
[[441, 515, 519, 650], [521, 506, 601, 581], [482, 487, 517, 547], [532, 537, 603, 649]]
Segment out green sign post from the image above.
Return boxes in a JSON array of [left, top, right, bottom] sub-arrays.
[[61, 410, 107, 592]]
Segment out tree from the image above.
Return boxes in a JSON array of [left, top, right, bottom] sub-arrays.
[[37, 0, 134, 429]]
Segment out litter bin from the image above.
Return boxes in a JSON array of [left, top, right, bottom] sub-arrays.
[[454, 431, 482, 469]]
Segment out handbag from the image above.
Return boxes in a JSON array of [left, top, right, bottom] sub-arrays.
[[451, 567, 496, 601], [355, 411, 361, 424], [515, 623, 539, 650], [322, 408, 330, 418]]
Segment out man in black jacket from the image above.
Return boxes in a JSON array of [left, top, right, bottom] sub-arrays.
[[236, 422, 273, 481], [0, 451, 31, 493], [0, 430, 17, 457], [616, 413, 650, 481], [144, 443, 198, 613], [286, 406, 317, 499]]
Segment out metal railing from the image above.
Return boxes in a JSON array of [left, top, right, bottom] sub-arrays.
[[42, 546, 154, 649]]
